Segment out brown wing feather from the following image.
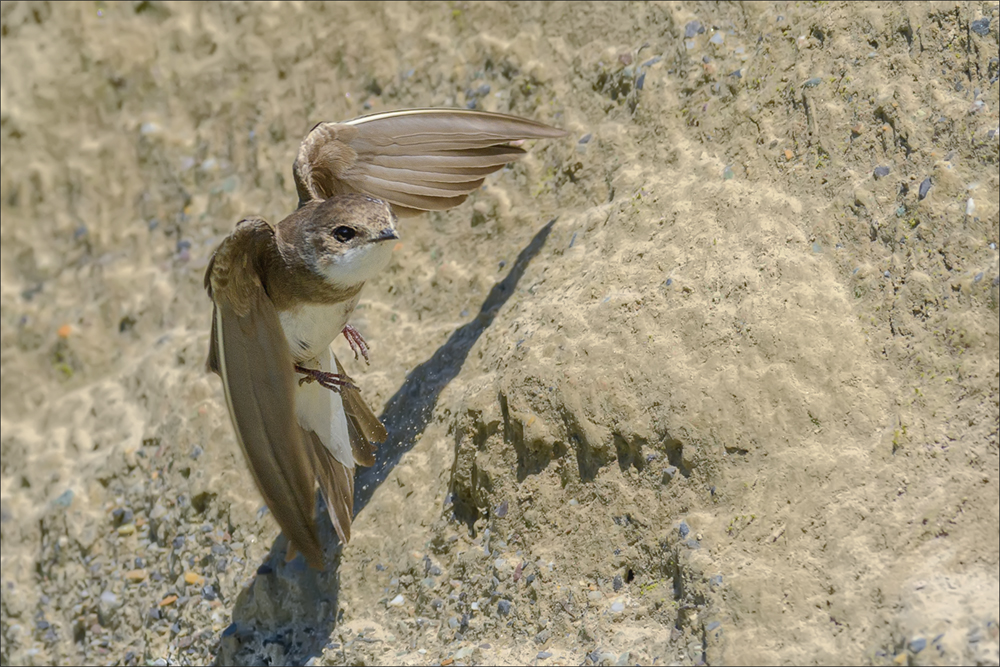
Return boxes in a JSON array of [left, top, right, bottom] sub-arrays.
[[293, 109, 567, 211], [206, 219, 324, 569], [334, 357, 386, 467], [304, 428, 355, 545]]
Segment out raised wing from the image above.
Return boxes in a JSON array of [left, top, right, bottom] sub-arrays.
[[205, 218, 324, 569], [293, 108, 567, 215]]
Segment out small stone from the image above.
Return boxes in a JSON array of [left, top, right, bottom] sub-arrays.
[[971, 18, 991, 36], [588, 590, 603, 602], [125, 569, 148, 583], [873, 166, 890, 179], [448, 616, 460, 629], [662, 465, 679, 484], [909, 636, 927, 653], [966, 198, 976, 216], [918, 177, 932, 200], [803, 77, 822, 88], [707, 620, 721, 631], [494, 500, 508, 518], [616, 651, 631, 666], [100, 591, 118, 606], [497, 599, 513, 616], [613, 575, 623, 592], [52, 490, 74, 508], [611, 601, 625, 613], [387, 594, 405, 607], [159, 595, 178, 607], [537, 651, 552, 660], [709, 31, 725, 45], [117, 523, 136, 536], [679, 521, 690, 538], [183, 571, 205, 586], [684, 21, 704, 38]]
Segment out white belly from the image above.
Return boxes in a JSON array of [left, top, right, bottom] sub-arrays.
[[279, 294, 360, 363]]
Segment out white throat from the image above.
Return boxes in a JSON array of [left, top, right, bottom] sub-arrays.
[[320, 242, 394, 286]]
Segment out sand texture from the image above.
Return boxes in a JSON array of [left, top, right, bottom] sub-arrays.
[[2, 2, 999, 665]]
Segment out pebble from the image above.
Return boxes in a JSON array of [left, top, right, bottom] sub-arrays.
[[662, 465, 679, 484], [966, 198, 976, 216], [159, 595, 178, 607], [803, 77, 822, 88], [873, 166, 890, 179], [707, 620, 721, 631], [497, 600, 513, 616], [125, 569, 148, 582], [610, 601, 625, 613], [613, 575, 623, 592], [494, 500, 508, 518], [971, 18, 991, 36], [388, 594, 405, 607], [537, 651, 553, 659], [909, 636, 927, 653], [183, 572, 205, 586], [679, 521, 690, 538], [709, 31, 725, 45], [685, 21, 704, 38], [52, 489, 74, 508], [918, 177, 932, 200]]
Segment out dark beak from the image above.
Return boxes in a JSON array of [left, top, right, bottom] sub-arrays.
[[375, 227, 399, 242]]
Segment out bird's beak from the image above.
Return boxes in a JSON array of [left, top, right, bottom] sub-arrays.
[[375, 227, 399, 242]]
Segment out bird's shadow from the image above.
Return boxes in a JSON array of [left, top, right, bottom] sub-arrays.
[[216, 219, 555, 666]]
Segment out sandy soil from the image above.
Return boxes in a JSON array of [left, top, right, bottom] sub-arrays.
[[2, 2, 998, 665]]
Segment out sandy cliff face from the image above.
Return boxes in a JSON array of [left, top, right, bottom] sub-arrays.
[[1, 2, 997, 665]]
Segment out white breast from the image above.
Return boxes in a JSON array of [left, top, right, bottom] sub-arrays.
[[279, 294, 360, 363]]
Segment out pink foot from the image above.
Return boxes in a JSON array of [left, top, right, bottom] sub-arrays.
[[342, 325, 370, 364], [294, 365, 357, 393]]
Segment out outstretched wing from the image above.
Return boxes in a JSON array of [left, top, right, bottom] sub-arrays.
[[293, 108, 567, 215], [205, 218, 324, 569]]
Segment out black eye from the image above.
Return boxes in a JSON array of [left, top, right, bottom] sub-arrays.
[[333, 226, 356, 243]]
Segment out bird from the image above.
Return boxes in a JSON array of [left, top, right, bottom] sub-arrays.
[[204, 108, 567, 568]]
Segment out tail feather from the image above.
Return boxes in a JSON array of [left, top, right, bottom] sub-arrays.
[[304, 428, 355, 544]]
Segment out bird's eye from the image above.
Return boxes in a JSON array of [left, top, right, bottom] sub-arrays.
[[333, 226, 356, 243]]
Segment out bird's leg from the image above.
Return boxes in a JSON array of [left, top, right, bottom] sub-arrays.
[[295, 365, 357, 392], [342, 325, 370, 364]]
